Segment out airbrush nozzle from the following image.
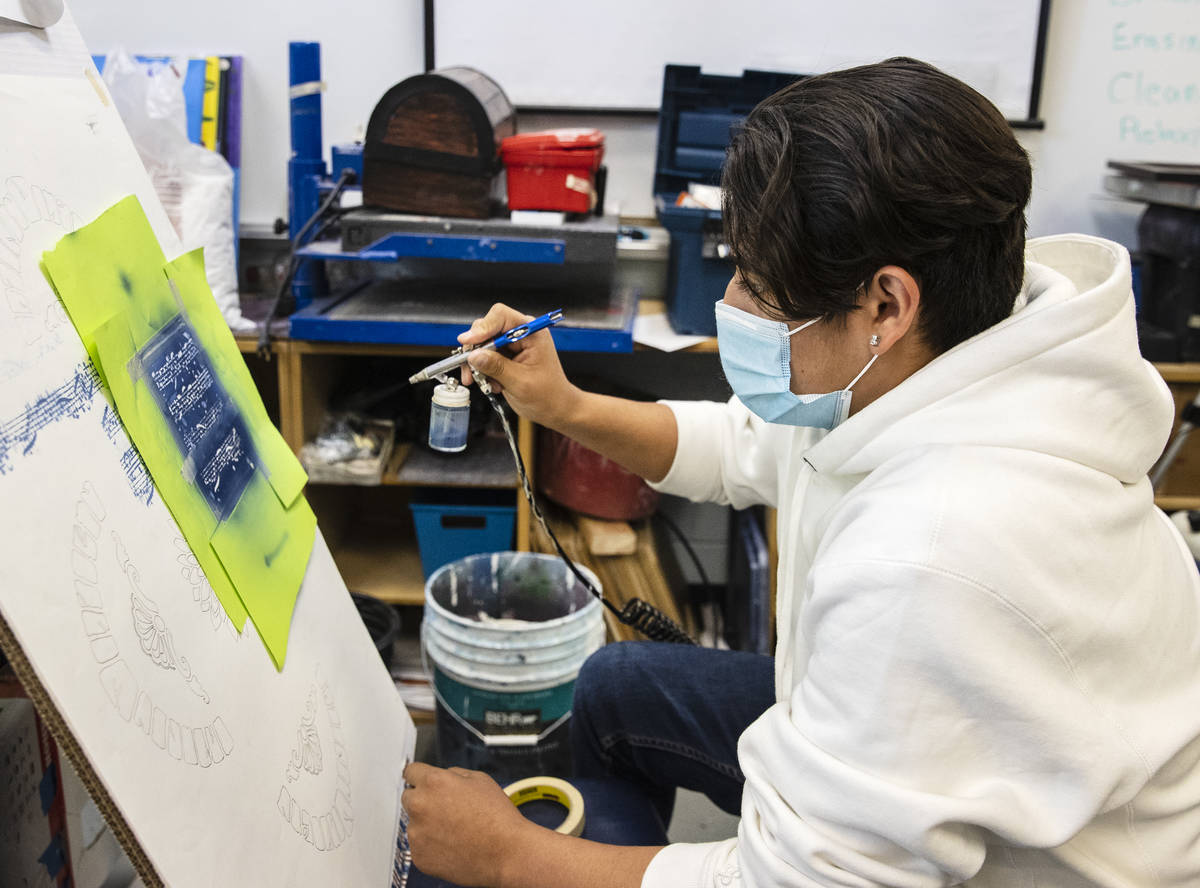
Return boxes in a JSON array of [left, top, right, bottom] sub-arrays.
[[407, 347, 484, 385]]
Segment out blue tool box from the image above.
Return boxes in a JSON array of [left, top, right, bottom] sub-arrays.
[[654, 65, 804, 336]]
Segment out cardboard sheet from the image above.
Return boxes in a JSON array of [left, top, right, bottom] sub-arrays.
[[0, 6, 415, 885], [43, 196, 314, 668]]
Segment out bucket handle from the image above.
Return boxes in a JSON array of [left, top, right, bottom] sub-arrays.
[[420, 633, 573, 748]]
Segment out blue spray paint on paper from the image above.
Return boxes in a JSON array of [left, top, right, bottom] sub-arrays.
[[120, 448, 155, 505], [0, 362, 154, 506], [0, 362, 101, 475], [137, 315, 256, 520], [392, 817, 413, 888], [100, 403, 122, 439], [101, 405, 154, 506]]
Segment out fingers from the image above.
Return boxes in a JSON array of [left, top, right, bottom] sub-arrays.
[[460, 356, 499, 391], [458, 303, 534, 347], [403, 761, 436, 787], [401, 762, 439, 817], [465, 348, 505, 385], [402, 761, 480, 789]]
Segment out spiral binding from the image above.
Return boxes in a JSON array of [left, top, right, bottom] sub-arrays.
[[459, 371, 695, 646]]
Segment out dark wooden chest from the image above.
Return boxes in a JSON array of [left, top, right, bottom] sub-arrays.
[[362, 67, 515, 219]]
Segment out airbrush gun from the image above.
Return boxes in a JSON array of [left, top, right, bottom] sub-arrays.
[[409, 310, 564, 452], [407, 309, 564, 385]]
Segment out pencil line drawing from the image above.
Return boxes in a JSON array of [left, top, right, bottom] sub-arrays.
[[71, 483, 235, 768], [277, 678, 354, 852], [173, 537, 236, 637], [0, 176, 80, 351], [286, 688, 324, 784], [113, 530, 210, 705]]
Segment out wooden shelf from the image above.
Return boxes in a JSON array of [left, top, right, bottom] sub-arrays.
[[303, 435, 520, 491], [408, 706, 435, 726], [1155, 495, 1200, 512], [1155, 364, 1200, 384], [332, 528, 427, 606], [388, 434, 518, 488]]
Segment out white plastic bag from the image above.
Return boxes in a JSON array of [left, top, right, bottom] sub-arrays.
[[102, 49, 253, 332]]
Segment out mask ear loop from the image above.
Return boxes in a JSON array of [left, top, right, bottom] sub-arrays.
[[785, 316, 822, 337], [845, 341, 880, 391], [788, 281, 871, 337], [847, 284, 882, 388]]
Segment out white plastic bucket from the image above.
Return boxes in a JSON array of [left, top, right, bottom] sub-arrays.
[[421, 551, 605, 782]]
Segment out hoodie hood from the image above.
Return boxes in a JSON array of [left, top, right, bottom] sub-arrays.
[[803, 235, 1173, 484]]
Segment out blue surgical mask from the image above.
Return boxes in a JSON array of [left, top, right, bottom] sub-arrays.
[[714, 300, 878, 429]]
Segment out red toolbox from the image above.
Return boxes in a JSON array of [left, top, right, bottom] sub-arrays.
[[500, 128, 605, 213]]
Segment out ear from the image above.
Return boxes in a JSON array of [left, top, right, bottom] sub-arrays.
[[861, 266, 921, 353]]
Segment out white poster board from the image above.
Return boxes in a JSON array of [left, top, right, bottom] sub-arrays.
[[0, 6, 415, 886]]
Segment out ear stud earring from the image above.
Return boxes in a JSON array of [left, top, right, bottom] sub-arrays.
[[869, 334, 881, 347]]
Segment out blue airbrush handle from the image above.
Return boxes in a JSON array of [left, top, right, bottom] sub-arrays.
[[407, 309, 566, 384], [490, 309, 564, 348]]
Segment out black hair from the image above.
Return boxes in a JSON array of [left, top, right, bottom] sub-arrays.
[[722, 57, 1032, 355]]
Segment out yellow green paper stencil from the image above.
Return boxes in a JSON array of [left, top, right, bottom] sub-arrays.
[[41, 195, 314, 670]]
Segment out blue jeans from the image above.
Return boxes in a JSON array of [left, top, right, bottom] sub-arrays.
[[570, 642, 776, 826]]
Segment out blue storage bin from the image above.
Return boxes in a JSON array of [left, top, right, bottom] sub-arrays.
[[654, 65, 805, 335], [658, 203, 730, 336], [410, 491, 516, 578]]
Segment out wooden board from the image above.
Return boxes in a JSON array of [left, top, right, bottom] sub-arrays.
[[576, 516, 637, 556]]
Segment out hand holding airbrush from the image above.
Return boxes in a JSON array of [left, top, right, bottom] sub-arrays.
[[407, 309, 564, 385]]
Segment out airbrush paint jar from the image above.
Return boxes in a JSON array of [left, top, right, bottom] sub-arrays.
[[429, 383, 470, 452]]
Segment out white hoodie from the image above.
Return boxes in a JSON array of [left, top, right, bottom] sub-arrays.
[[643, 235, 1200, 887]]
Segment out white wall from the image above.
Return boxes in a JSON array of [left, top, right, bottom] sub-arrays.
[[72, 0, 426, 231], [74, 0, 1200, 247]]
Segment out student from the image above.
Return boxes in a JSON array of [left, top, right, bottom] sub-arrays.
[[401, 58, 1200, 887]]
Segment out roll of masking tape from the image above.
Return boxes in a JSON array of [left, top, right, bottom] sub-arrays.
[[503, 776, 585, 838]]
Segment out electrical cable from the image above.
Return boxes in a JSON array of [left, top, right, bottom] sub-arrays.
[[463, 371, 695, 645], [655, 508, 722, 644], [257, 169, 356, 359], [655, 509, 712, 588]]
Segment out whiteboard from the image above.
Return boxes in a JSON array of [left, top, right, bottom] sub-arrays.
[[435, 0, 1047, 121], [1022, 0, 1200, 244]]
